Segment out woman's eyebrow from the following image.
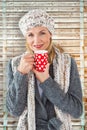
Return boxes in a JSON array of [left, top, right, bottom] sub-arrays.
[[39, 30, 47, 32], [41, 29, 47, 31], [27, 31, 33, 34]]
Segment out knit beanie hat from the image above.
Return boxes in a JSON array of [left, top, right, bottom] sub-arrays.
[[19, 9, 55, 36]]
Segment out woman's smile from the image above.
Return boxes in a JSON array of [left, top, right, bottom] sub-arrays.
[[33, 44, 44, 49]]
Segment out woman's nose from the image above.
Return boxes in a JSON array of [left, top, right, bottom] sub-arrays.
[[34, 35, 40, 44]]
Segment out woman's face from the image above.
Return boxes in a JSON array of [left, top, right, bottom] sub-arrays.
[[26, 26, 52, 51]]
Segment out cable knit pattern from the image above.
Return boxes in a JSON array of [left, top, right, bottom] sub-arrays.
[[53, 47, 72, 130]]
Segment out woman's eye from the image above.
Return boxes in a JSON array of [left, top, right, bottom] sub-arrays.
[[28, 33, 33, 37], [40, 32, 46, 35]]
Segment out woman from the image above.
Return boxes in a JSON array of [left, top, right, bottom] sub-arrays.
[[6, 9, 83, 130]]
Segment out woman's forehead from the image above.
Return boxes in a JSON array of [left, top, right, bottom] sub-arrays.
[[27, 26, 50, 33]]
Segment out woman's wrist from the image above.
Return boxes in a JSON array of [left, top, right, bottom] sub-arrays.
[[40, 74, 50, 83]]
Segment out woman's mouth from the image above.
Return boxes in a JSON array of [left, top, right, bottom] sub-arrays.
[[34, 44, 43, 49]]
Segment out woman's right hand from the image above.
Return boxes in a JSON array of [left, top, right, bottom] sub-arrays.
[[17, 53, 34, 74]]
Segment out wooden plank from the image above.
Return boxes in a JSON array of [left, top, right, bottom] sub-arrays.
[[0, 12, 80, 18], [84, 6, 87, 12], [0, 17, 82, 23], [85, 47, 87, 53], [0, 0, 86, 129], [1, 6, 80, 12], [51, 40, 80, 46], [84, 23, 87, 29], [5, 1, 80, 7], [1, 0, 81, 2], [84, 17, 87, 22]]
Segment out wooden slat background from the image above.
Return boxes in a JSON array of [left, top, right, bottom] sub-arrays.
[[0, 0, 87, 130]]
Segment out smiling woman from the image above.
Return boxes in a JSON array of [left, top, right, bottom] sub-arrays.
[[6, 9, 83, 130]]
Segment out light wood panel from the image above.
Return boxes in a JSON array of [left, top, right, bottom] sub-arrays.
[[0, 0, 86, 130]]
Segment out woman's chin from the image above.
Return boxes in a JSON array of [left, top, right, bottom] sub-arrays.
[[33, 48, 44, 51]]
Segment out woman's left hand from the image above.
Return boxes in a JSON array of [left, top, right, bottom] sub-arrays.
[[32, 63, 50, 83]]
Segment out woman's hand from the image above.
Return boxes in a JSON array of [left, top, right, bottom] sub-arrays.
[[17, 53, 34, 74], [32, 63, 50, 83]]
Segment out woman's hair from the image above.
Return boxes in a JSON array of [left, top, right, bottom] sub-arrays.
[[26, 42, 64, 64]]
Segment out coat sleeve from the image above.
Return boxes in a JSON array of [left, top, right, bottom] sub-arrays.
[[6, 59, 28, 117], [40, 57, 83, 118]]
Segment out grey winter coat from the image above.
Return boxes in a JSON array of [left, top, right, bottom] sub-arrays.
[[6, 57, 83, 130]]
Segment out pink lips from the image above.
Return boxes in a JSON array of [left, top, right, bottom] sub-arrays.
[[34, 44, 43, 49]]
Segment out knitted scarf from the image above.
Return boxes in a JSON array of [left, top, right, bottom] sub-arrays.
[[11, 47, 72, 130]]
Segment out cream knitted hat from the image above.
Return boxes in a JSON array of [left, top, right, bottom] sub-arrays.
[[19, 9, 55, 36]]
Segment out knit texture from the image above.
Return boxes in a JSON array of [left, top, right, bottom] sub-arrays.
[[19, 9, 55, 36], [11, 47, 72, 130]]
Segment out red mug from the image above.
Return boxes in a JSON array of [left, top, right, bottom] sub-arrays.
[[34, 50, 48, 72]]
